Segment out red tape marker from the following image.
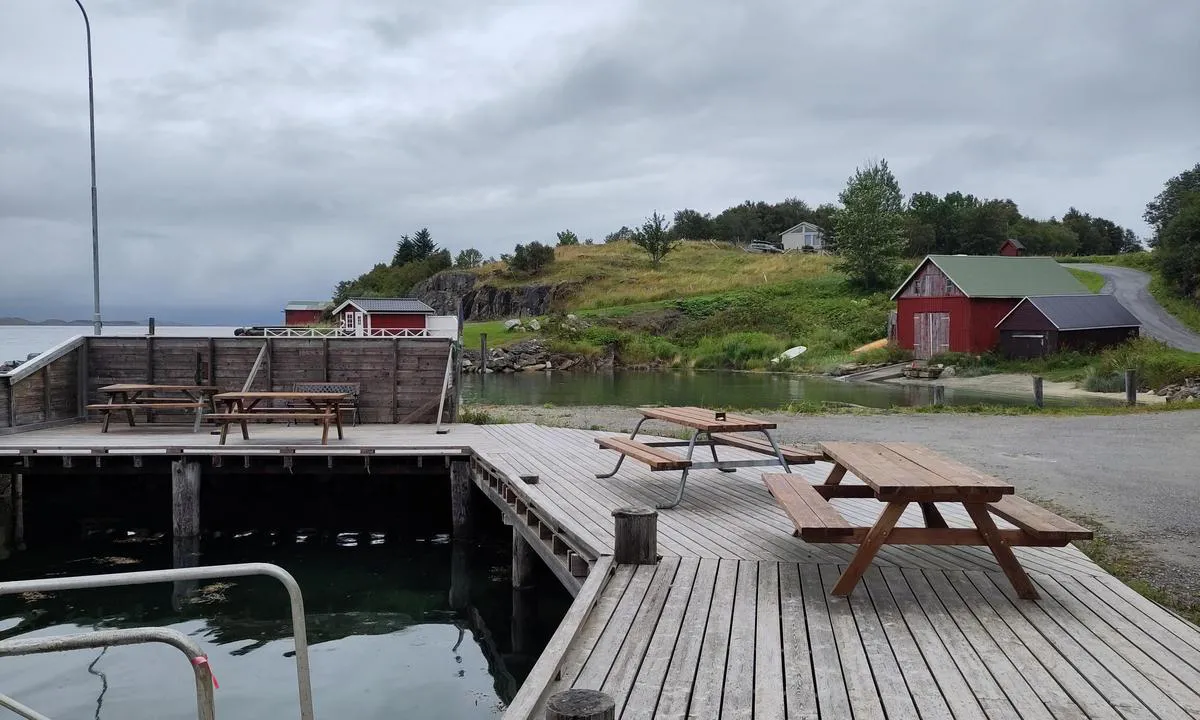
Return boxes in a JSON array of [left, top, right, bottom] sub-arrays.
[[191, 655, 219, 689]]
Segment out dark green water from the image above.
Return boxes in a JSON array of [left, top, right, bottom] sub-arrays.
[[462, 370, 1102, 409], [0, 475, 567, 719]]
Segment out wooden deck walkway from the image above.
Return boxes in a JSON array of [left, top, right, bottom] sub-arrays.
[[3, 421, 1199, 718]]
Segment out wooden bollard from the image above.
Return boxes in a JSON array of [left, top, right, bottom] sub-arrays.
[[931, 385, 945, 406], [1033, 376, 1044, 409], [545, 689, 615, 720], [612, 506, 657, 564], [480, 333, 488, 373], [1125, 368, 1137, 406]]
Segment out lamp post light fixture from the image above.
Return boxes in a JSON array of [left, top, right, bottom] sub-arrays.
[[74, 0, 102, 335]]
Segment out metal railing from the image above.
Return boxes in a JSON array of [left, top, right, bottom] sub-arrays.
[[0, 627, 216, 720], [0, 563, 314, 720]]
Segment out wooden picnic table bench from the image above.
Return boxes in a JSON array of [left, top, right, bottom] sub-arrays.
[[87, 384, 217, 433], [595, 406, 819, 509], [764, 441, 1092, 600], [211, 391, 347, 445]]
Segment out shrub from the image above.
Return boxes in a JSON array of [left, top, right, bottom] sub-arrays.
[[459, 406, 503, 425], [1082, 369, 1125, 393], [507, 242, 555, 275], [1095, 338, 1200, 388], [691, 332, 789, 370]]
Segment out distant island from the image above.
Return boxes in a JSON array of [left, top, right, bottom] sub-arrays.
[[0, 317, 141, 326]]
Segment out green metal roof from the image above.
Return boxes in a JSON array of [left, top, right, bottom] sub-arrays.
[[891, 255, 1090, 300]]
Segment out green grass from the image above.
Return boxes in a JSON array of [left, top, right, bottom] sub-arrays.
[[461, 319, 526, 350], [1067, 267, 1106, 293]]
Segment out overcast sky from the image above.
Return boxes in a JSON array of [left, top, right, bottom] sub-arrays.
[[2, 1, 1198, 324]]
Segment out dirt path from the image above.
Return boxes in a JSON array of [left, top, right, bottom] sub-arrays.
[[485, 404, 1200, 600]]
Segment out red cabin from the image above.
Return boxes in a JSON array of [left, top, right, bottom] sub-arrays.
[[331, 297, 436, 335], [284, 301, 330, 326], [998, 238, 1025, 256], [891, 256, 1089, 359]]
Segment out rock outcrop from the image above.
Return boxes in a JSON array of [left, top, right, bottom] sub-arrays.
[[1156, 378, 1199, 402], [411, 271, 581, 321], [462, 339, 615, 373]]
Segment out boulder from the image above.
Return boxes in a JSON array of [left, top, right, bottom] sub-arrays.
[[527, 318, 541, 331], [504, 319, 523, 331]]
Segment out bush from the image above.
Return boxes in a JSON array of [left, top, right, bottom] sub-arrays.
[[507, 242, 555, 275], [1094, 338, 1200, 388], [1082, 369, 1125, 393]]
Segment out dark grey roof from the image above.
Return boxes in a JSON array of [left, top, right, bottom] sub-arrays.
[[338, 297, 435, 314], [1000, 294, 1141, 331], [1003, 238, 1025, 249]]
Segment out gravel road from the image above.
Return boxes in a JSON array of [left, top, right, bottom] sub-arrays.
[[1075, 263, 1200, 352], [487, 404, 1200, 599]]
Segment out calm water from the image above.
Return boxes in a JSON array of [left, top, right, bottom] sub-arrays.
[[0, 475, 566, 719], [0, 326, 240, 363], [462, 369, 1106, 409]]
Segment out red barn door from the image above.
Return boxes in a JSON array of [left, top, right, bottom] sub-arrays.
[[914, 312, 950, 359]]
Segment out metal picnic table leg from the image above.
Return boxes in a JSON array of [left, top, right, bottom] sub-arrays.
[[657, 430, 706, 510], [596, 416, 649, 479], [759, 429, 792, 474]]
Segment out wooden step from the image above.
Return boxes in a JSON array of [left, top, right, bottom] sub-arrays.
[[710, 433, 820, 464], [763, 473, 854, 541], [595, 436, 692, 471], [987, 495, 1093, 542]]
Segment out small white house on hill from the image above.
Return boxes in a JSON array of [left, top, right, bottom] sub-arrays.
[[781, 222, 826, 252]]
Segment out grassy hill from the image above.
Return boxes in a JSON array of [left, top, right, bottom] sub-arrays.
[[464, 242, 902, 371]]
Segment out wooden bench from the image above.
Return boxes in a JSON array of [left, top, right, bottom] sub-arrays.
[[987, 495, 1093, 542], [764, 473, 852, 541], [87, 403, 206, 411], [289, 382, 360, 425], [595, 437, 692, 471], [710, 433, 821, 464], [207, 411, 339, 445]]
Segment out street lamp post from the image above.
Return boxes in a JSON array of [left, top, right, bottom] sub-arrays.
[[73, 0, 102, 335]]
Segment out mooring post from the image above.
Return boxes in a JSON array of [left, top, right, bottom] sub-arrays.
[[171, 460, 201, 539], [1125, 368, 1137, 406], [147, 316, 156, 336], [1033, 376, 1044, 409], [513, 531, 535, 589], [449, 540, 471, 610], [931, 385, 945, 407], [450, 461, 473, 538], [612, 506, 658, 564], [545, 689, 616, 720], [480, 333, 487, 373], [172, 535, 201, 611]]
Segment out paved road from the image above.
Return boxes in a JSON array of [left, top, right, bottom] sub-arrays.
[[494, 405, 1200, 599], [1075, 263, 1200, 352]]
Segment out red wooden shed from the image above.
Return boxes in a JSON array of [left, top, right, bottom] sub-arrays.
[[891, 256, 1089, 359], [283, 301, 331, 326], [331, 297, 436, 335], [998, 238, 1025, 256]]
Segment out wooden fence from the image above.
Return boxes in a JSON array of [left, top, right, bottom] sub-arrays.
[[0, 336, 458, 433]]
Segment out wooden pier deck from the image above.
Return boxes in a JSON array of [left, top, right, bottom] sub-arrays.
[[3, 421, 1199, 718]]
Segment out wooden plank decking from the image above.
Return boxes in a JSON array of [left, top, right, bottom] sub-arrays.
[[2, 421, 1199, 718]]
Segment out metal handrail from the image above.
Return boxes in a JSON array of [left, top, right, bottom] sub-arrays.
[[0, 563, 314, 720], [0, 627, 216, 720]]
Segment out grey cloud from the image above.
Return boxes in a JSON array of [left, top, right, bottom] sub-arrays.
[[0, 0, 1197, 323]]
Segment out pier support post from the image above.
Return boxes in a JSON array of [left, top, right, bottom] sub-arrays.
[[0, 474, 11, 560], [171, 460, 201, 539], [449, 540, 471, 610], [1125, 368, 1137, 406], [545, 689, 616, 720], [450, 461, 473, 538], [513, 530, 535, 589], [612, 506, 657, 564], [480, 333, 487, 373], [171, 535, 200, 611], [1033, 376, 1044, 409], [14, 474, 24, 552]]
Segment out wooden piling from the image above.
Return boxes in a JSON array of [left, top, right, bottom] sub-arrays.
[[450, 460, 473, 537], [545, 689, 616, 720], [449, 540, 471, 610], [931, 385, 945, 406], [1033, 376, 1044, 408], [513, 530, 536, 589], [480, 333, 488, 373], [612, 506, 658, 564], [171, 535, 200, 611], [0, 474, 11, 559], [14, 474, 24, 551], [1125, 369, 1137, 406], [148, 317, 156, 335], [171, 460, 201, 539]]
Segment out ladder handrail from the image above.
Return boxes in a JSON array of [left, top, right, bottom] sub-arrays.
[[0, 627, 217, 720], [0, 562, 314, 720]]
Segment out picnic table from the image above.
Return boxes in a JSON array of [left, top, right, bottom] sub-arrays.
[[764, 441, 1093, 600], [595, 406, 820, 509], [87, 384, 217, 433], [209, 391, 348, 445]]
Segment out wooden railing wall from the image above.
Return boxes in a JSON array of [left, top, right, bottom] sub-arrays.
[[0, 336, 458, 432]]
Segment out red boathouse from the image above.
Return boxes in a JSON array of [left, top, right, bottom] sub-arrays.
[[891, 255, 1089, 359], [283, 300, 331, 326], [331, 297, 436, 335]]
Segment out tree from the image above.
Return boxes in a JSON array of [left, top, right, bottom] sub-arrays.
[[633, 211, 679, 268], [454, 248, 483, 268], [672, 209, 713, 240], [833, 159, 905, 290], [392, 234, 415, 266], [507, 241, 555, 275], [1145, 163, 1200, 244], [1156, 192, 1200, 298], [412, 228, 435, 258], [556, 229, 580, 246], [605, 226, 636, 243]]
